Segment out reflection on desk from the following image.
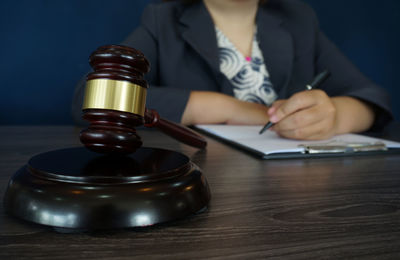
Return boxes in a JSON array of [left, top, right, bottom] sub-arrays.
[[1, 125, 400, 259]]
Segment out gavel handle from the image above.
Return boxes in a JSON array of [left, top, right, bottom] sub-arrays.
[[144, 109, 207, 149]]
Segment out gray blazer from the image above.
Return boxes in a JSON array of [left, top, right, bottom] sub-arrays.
[[72, 0, 392, 130]]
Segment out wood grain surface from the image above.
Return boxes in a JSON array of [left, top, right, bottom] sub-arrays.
[[1, 126, 400, 259]]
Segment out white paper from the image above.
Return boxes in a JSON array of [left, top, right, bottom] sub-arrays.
[[196, 124, 400, 156]]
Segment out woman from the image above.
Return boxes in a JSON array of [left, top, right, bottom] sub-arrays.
[[72, 0, 392, 140]]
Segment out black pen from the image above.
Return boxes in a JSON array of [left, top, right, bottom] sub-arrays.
[[259, 70, 331, 135]]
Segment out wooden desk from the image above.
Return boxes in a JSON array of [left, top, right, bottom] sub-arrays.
[[1, 126, 400, 259]]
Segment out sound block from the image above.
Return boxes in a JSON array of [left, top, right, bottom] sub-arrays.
[[3, 147, 211, 230]]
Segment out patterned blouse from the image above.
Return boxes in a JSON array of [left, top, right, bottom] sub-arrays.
[[216, 27, 277, 106]]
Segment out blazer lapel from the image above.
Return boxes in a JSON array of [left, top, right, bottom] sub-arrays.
[[178, 2, 233, 94], [179, 3, 219, 72], [256, 6, 294, 98]]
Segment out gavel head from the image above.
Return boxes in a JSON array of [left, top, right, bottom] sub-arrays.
[[80, 45, 150, 155]]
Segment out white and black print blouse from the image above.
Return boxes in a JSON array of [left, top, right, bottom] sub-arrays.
[[216, 27, 277, 106]]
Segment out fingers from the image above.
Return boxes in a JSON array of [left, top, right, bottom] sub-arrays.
[[268, 90, 325, 123], [267, 99, 285, 117], [273, 102, 329, 131], [273, 116, 335, 140], [268, 90, 337, 140]]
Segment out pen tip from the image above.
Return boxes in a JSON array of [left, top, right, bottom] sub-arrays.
[[259, 122, 273, 135]]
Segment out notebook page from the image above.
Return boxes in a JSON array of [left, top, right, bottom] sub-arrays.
[[196, 125, 400, 155]]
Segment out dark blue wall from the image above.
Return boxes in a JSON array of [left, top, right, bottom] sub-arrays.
[[0, 0, 399, 125]]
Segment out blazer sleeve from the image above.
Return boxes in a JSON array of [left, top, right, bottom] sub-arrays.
[[71, 4, 192, 125], [313, 26, 393, 131], [121, 5, 192, 123]]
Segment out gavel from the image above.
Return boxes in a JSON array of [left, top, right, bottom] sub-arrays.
[[80, 45, 207, 154]]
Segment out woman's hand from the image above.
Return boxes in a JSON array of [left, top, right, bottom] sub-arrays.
[[267, 90, 375, 140]]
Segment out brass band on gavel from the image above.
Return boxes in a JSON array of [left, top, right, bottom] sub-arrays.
[[83, 78, 147, 117]]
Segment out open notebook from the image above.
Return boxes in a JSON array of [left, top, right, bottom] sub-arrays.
[[195, 125, 400, 159]]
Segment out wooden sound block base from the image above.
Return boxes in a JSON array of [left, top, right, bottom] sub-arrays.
[[3, 147, 211, 230]]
